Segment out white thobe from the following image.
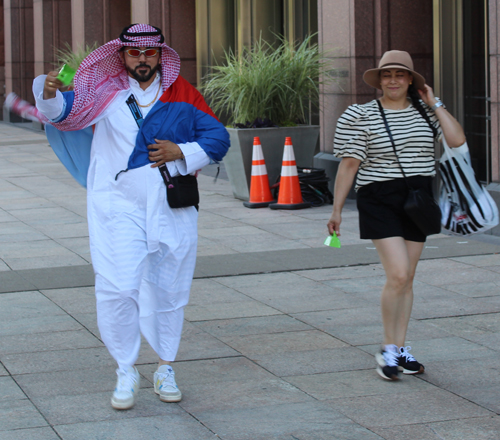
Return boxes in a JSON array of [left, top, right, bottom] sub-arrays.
[[34, 74, 210, 370]]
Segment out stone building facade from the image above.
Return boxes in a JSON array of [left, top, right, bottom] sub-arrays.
[[316, 0, 500, 233], [1, 0, 196, 112], [2, 0, 500, 215]]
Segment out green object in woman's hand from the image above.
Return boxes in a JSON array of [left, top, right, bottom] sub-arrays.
[[324, 232, 341, 248]]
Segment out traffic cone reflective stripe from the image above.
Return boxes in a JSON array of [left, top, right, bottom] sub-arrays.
[[250, 158, 267, 176], [269, 137, 310, 210], [243, 137, 275, 208], [281, 160, 297, 169]]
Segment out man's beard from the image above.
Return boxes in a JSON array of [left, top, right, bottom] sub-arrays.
[[127, 63, 160, 82]]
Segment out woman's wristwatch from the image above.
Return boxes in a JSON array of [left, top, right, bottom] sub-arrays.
[[431, 99, 444, 111]]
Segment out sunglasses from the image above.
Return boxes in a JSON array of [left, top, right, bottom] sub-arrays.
[[125, 48, 159, 57]]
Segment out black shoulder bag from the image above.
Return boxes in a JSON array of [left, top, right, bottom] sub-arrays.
[[376, 99, 442, 236], [125, 95, 199, 209]]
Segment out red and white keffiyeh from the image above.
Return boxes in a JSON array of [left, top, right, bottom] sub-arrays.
[[53, 24, 180, 131], [5, 92, 45, 123]]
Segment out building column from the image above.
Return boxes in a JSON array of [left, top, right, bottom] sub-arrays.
[[71, 0, 85, 51], [147, 0, 197, 85], [4, 0, 35, 103], [0, 0, 5, 111], [317, 0, 390, 155], [317, 0, 357, 155], [485, 0, 500, 236], [79, 0, 107, 45], [71, 0, 130, 52], [33, 0, 72, 79], [131, 0, 149, 23], [314, 0, 360, 196], [489, 0, 500, 182]]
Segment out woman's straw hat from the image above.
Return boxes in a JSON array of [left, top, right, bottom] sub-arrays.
[[363, 50, 426, 90]]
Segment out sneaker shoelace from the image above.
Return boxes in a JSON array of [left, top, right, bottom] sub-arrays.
[[115, 370, 137, 393], [157, 370, 177, 391], [383, 346, 399, 367], [400, 346, 416, 362]]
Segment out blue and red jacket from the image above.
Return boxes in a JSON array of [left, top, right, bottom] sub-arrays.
[[46, 75, 230, 187]]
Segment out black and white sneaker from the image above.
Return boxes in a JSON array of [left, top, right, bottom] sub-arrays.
[[375, 344, 400, 381], [398, 346, 425, 375]]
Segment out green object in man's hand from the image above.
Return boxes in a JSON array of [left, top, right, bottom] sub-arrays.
[[56, 64, 76, 86], [324, 232, 341, 248]]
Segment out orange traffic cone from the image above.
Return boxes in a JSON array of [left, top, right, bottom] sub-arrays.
[[243, 137, 275, 208], [270, 137, 310, 210]]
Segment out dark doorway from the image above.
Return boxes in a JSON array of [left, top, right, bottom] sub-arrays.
[[463, 0, 489, 182]]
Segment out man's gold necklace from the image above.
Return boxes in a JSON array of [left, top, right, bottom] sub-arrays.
[[137, 81, 161, 108]]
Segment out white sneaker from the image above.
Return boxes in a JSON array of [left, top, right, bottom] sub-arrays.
[[154, 365, 182, 402], [111, 366, 140, 410]]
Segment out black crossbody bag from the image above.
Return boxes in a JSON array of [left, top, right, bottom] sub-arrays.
[[126, 95, 199, 209], [376, 100, 441, 236]]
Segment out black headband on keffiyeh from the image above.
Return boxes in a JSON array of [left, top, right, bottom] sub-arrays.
[[119, 24, 165, 43], [52, 24, 180, 131]]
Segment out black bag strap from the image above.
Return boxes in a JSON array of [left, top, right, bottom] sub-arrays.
[[126, 94, 144, 127], [125, 94, 172, 187], [376, 99, 411, 187]]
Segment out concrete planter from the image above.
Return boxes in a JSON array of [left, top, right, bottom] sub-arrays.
[[225, 126, 320, 200]]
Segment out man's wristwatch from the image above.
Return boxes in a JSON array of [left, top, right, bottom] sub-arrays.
[[431, 99, 444, 111]]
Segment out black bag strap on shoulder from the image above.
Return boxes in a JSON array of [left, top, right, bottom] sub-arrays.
[[115, 94, 145, 180], [376, 99, 411, 184], [125, 93, 171, 187], [126, 94, 144, 128]]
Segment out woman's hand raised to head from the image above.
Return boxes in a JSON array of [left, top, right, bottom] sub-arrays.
[[418, 84, 466, 148], [417, 84, 438, 108]]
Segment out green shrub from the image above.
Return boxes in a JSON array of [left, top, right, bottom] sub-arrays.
[[200, 34, 334, 127], [55, 42, 99, 71]]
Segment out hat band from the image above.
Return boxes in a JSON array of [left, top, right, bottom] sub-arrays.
[[379, 62, 412, 70]]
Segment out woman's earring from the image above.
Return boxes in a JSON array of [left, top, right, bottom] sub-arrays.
[[410, 81, 413, 85]]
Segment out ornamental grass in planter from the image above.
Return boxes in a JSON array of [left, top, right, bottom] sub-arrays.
[[200, 35, 334, 200], [201, 34, 329, 127], [51, 42, 99, 90], [55, 42, 99, 75]]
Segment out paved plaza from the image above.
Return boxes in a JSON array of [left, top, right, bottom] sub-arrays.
[[1, 121, 500, 439]]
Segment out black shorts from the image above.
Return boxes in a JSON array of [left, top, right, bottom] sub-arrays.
[[356, 176, 434, 243]]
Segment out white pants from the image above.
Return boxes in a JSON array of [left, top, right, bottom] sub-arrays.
[[88, 172, 198, 371]]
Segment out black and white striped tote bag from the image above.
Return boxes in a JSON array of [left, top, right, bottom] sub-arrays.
[[439, 139, 499, 236]]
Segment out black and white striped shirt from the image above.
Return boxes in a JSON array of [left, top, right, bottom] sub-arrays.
[[334, 99, 441, 190]]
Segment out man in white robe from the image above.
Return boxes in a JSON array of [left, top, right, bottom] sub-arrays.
[[33, 24, 230, 410]]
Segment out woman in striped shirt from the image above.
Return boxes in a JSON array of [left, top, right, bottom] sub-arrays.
[[327, 51, 465, 381]]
